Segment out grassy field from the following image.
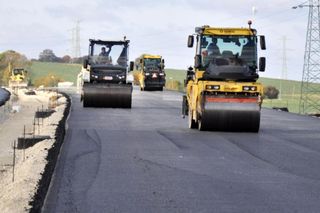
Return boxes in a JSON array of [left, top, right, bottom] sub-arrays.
[[29, 61, 81, 85], [29, 62, 309, 113]]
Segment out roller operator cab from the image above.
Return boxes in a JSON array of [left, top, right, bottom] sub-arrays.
[[80, 39, 134, 108], [135, 54, 166, 91], [182, 22, 266, 132]]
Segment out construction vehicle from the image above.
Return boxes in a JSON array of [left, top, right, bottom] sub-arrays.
[[8, 66, 28, 88], [79, 38, 134, 108], [135, 54, 165, 91], [182, 21, 266, 132]]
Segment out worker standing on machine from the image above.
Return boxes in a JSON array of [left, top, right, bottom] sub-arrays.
[[99, 45, 113, 64], [99, 46, 112, 57]]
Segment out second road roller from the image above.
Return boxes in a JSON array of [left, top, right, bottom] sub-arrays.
[[135, 54, 166, 91], [182, 21, 266, 132], [79, 38, 134, 108]]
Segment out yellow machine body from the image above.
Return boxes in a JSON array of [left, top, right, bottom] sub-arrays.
[[136, 54, 165, 91], [9, 67, 28, 88], [183, 24, 266, 132]]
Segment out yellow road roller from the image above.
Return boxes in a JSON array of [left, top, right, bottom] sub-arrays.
[[182, 22, 266, 132], [135, 54, 165, 91]]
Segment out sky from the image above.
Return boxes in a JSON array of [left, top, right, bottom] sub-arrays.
[[0, 0, 311, 80]]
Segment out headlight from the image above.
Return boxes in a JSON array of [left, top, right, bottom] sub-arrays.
[[117, 75, 125, 79], [243, 86, 257, 91], [159, 73, 165, 76], [243, 86, 250, 91], [145, 73, 150, 76], [206, 85, 220, 90]]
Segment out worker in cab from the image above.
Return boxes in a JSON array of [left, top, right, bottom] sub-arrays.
[[202, 39, 220, 67], [99, 46, 112, 57], [99, 46, 112, 64]]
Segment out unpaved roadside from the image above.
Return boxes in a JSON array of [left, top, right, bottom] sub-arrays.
[[0, 89, 68, 212], [0, 89, 54, 165]]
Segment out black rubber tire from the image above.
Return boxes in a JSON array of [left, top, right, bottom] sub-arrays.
[[197, 114, 207, 131], [188, 109, 198, 129]]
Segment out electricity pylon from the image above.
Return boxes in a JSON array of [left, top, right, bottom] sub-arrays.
[[293, 0, 320, 114]]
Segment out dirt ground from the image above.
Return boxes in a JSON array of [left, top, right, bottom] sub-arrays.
[[0, 89, 66, 212]]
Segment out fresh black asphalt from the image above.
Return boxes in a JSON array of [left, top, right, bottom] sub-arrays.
[[43, 87, 320, 213]]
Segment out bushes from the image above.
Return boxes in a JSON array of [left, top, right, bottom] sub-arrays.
[[165, 79, 183, 91], [264, 86, 279, 99], [33, 74, 64, 87]]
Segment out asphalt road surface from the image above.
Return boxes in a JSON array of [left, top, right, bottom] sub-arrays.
[[43, 87, 320, 213]]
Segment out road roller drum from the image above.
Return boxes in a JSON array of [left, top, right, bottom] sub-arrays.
[[83, 83, 132, 108], [198, 95, 260, 132]]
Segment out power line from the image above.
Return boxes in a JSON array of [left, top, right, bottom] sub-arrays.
[[293, 0, 320, 114]]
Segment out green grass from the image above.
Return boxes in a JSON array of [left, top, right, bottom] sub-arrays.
[[257, 78, 303, 113], [29, 61, 81, 85], [165, 69, 186, 83]]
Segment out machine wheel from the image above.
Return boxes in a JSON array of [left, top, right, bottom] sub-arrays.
[[188, 109, 198, 129], [197, 114, 206, 131], [158, 87, 163, 91], [182, 95, 188, 116]]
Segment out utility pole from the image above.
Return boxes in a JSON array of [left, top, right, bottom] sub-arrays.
[[71, 20, 81, 62], [293, 0, 320, 114]]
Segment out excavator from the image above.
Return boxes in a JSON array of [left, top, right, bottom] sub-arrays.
[[135, 54, 166, 91], [182, 21, 266, 132], [79, 38, 134, 108]]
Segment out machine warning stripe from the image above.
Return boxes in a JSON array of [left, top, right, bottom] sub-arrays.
[[206, 97, 258, 103]]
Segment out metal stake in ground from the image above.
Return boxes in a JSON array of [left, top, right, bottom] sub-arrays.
[[42, 105, 44, 126], [12, 140, 16, 182], [37, 108, 40, 135], [23, 125, 26, 162], [33, 117, 36, 139]]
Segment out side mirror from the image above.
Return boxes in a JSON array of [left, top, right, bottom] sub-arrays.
[[160, 59, 165, 69], [129, 61, 134, 71], [188, 35, 194, 48], [259, 57, 266, 72], [194, 55, 201, 68], [260, 36, 266, 50], [83, 58, 89, 69]]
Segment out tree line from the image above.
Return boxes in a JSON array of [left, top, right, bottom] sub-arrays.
[[37, 49, 84, 64]]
